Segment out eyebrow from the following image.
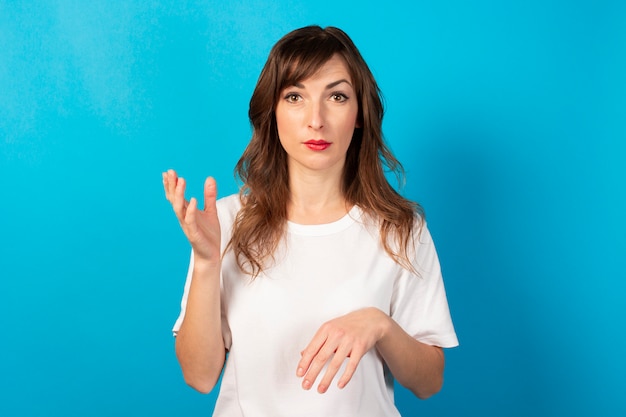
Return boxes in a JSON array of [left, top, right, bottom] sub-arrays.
[[293, 79, 353, 89]]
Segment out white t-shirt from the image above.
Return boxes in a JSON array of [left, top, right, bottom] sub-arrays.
[[173, 194, 458, 417]]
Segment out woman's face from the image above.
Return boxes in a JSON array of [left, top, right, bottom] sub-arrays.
[[275, 54, 359, 178]]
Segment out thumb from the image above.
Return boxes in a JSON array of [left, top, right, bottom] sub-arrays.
[[203, 177, 218, 213]]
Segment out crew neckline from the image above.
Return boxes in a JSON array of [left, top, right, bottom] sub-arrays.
[[287, 205, 362, 236]]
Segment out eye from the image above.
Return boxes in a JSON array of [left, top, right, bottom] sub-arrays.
[[284, 93, 302, 103], [330, 92, 349, 102]]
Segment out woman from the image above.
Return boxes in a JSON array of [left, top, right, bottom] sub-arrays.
[[163, 25, 457, 416]]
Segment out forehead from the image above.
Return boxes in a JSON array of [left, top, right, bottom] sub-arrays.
[[306, 55, 351, 82], [281, 53, 353, 88]]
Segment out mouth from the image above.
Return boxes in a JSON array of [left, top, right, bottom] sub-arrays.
[[304, 140, 331, 151]]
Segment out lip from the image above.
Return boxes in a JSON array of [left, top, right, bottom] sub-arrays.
[[304, 140, 331, 151]]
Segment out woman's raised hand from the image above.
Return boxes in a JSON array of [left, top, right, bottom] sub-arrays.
[[162, 169, 222, 264]]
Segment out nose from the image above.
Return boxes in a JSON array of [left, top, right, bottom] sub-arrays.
[[308, 101, 325, 130]]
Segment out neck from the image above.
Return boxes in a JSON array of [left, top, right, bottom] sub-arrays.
[[287, 165, 350, 225]]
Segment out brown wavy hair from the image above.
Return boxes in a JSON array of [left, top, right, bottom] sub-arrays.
[[228, 25, 423, 276]]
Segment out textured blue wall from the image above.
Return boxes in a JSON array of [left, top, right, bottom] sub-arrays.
[[1, 1, 625, 415]]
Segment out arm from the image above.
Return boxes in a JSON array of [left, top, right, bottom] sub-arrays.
[[376, 311, 444, 399], [297, 307, 444, 398], [175, 259, 225, 393], [163, 170, 226, 393]]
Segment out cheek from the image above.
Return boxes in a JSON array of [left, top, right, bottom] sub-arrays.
[[275, 113, 289, 142], [341, 110, 359, 134], [345, 105, 359, 127], [275, 109, 298, 135], [276, 121, 299, 154]]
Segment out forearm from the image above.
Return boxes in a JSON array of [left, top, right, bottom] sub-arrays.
[[175, 259, 225, 393], [376, 315, 445, 399]]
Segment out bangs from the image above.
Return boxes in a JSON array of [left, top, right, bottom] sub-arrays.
[[276, 36, 347, 91]]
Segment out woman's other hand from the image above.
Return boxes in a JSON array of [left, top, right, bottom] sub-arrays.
[[297, 307, 390, 394]]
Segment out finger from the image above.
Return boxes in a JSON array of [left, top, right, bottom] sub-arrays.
[[301, 342, 337, 391], [203, 177, 218, 213], [185, 197, 198, 231], [337, 348, 365, 389], [164, 169, 178, 202], [173, 176, 187, 220], [163, 171, 172, 202], [297, 330, 327, 378], [316, 344, 352, 393]]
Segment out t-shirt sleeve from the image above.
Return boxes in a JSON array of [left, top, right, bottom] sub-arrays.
[[390, 222, 458, 348], [172, 251, 194, 337]]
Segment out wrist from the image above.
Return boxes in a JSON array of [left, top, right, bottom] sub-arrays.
[[376, 308, 394, 343], [193, 255, 221, 273]]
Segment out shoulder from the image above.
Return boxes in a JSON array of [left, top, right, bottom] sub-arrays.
[[217, 193, 242, 211], [359, 206, 424, 237], [216, 193, 243, 226], [414, 215, 430, 242], [409, 220, 441, 275]]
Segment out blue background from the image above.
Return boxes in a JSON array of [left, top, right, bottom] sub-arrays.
[[1, 1, 625, 415]]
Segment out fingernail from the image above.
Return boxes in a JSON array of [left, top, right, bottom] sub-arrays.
[[296, 367, 304, 377], [302, 380, 311, 390], [318, 385, 327, 394]]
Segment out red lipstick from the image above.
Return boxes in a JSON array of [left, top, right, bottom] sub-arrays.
[[304, 140, 331, 151]]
